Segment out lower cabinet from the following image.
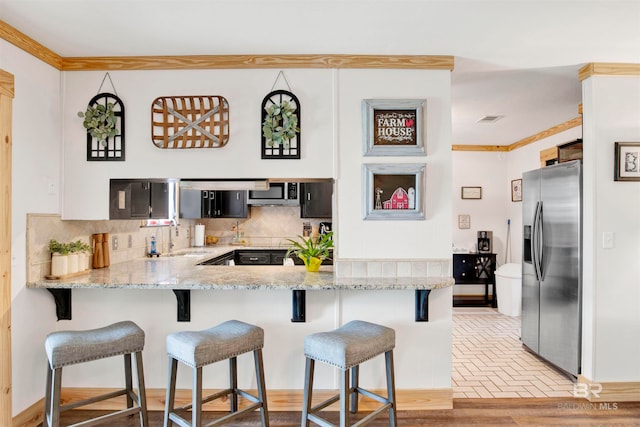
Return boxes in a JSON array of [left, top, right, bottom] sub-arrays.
[[453, 253, 496, 306]]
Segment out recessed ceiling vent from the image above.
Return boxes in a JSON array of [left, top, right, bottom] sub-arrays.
[[477, 115, 504, 123]]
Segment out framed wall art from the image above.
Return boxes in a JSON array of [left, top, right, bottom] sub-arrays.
[[614, 142, 640, 181], [511, 178, 522, 202], [362, 99, 426, 156], [362, 163, 425, 220], [461, 186, 482, 200]]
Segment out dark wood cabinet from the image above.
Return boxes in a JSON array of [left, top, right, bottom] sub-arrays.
[[300, 181, 333, 219], [453, 253, 496, 306], [180, 189, 247, 219], [110, 179, 174, 219]]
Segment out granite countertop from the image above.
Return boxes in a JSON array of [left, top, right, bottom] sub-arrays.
[[27, 246, 454, 291]]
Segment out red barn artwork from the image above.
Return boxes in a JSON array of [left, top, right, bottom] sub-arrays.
[[383, 187, 409, 210]]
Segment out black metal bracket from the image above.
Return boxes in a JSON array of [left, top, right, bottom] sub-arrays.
[[415, 289, 431, 322], [173, 290, 191, 322], [47, 289, 72, 321], [291, 290, 306, 322]]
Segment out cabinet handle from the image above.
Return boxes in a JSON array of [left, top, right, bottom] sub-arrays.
[[461, 259, 466, 263], [307, 193, 311, 201], [461, 273, 466, 277], [236, 193, 240, 200]]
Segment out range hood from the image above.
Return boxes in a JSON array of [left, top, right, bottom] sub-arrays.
[[179, 179, 269, 191]]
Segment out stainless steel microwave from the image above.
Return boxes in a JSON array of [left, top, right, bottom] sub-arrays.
[[247, 182, 299, 206]]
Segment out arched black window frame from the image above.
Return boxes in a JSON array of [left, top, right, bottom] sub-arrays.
[[261, 89, 301, 159], [86, 92, 125, 161]]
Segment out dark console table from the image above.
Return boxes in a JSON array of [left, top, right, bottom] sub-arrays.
[[453, 253, 497, 307]]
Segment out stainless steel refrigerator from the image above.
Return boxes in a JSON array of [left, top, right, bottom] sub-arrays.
[[522, 160, 582, 377]]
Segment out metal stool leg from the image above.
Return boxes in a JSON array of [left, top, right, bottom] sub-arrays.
[[350, 365, 359, 414], [164, 358, 177, 427], [229, 356, 238, 413], [124, 353, 134, 409], [43, 363, 52, 427], [339, 369, 350, 427], [50, 367, 62, 427], [254, 349, 270, 427], [301, 358, 314, 427], [134, 351, 149, 427], [385, 350, 397, 427], [192, 366, 203, 427]]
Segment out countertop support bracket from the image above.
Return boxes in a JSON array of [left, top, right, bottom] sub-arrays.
[[415, 289, 431, 322], [291, 290, 306, 322], [173, 290, 191, 322], [47, 289, 72, 321]]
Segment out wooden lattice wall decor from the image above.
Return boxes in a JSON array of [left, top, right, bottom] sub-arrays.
[[151, 96, 229, 149]]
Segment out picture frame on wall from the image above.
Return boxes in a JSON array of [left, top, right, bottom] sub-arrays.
[[362, 163, 425, 220], [362, 99, 426, 156], [511, 178, 522, 202], [614, 142, 640, 181], [461, 186, 482, 200]]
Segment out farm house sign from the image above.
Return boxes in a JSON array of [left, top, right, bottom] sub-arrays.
[[362, 99, 426, 156]]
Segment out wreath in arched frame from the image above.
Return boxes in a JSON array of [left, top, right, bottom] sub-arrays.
[[261, 89, 301, 159]]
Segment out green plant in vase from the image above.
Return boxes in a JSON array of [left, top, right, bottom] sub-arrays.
[[286, 232, 333, 272]]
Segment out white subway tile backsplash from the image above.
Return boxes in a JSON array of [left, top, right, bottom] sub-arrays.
[[334, 261, 352, 278], [381, 261, 397, 278], [351, 261, 368, 277], [412, 261, 428, 277], [397, 262, 412, 277], [366, 262, 382, 277]]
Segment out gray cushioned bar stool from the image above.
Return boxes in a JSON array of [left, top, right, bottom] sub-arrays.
[[43, 320, 149, 427], [164, 320, 269, 427], [302, 320, 397, 427]]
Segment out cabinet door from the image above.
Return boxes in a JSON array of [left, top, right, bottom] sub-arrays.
[[453, 254, 476, 283], [235, 251, 271, 265], [179, 188, 203, 219], [109, 180, 133, 219], [301, 182, 333, 218], [218, 190, 248, 218], [130, 181, 151, 218], [150, 181, 169, 219]]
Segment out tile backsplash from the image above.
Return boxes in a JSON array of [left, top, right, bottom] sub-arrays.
[[26, 207, 327, 281], [27, 209, 449, 281]]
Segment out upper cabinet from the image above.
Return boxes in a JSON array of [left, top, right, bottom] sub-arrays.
[[300, 181, 333, 219], [179, 188, 248, 219], [109, 179, 177, 220]]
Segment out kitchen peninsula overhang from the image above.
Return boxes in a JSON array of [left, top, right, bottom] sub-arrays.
[[27, 251, 453, 323]]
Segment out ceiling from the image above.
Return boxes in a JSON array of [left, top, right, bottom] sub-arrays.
[[1, 0, 639, 147]]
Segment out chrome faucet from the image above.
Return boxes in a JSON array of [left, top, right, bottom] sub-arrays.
[[168, 218, 177, 254]]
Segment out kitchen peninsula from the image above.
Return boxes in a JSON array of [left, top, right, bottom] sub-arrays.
[[27, 246, 455, 410]]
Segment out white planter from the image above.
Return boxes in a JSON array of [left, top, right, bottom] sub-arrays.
[[67, 253, 79, 274], [51, 253, 68, 276], [83, 252, 92, 270]]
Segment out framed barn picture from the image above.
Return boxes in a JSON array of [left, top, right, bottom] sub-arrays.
[[362, 99, 426, 156], [362, 163, 426, 220]]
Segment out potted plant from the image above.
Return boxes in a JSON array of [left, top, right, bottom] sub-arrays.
[[69, 240, 92, 273], [286, 232, 333, 272], [78, 101, 118, 146], [49, 239, 70, 276]]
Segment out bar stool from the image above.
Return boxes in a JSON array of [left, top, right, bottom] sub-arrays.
[[302, 320, 397, 427], [43, 320, 148, 427], [164, 320, 269, 427]]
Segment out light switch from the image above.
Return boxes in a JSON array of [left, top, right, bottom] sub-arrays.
[[602, 232, 614, 249]]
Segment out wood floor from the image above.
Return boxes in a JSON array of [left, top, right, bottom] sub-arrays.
[[39, 398, 640, 426]]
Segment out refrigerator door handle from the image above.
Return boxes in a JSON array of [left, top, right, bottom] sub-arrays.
[[532, 201, 543, 281], [537, 202, 544, 281]]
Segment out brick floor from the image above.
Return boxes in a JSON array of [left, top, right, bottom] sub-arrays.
[[452, 307, 574, 398]]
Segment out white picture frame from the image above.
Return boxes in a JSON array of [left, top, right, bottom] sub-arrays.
[[362, 163, 426, 220], [362, 99, 426, 156]]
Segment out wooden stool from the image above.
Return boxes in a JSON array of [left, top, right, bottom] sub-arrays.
[[164, 320, 269, 427], [302, 320, 397, 427], [43, 321, 148, 427]]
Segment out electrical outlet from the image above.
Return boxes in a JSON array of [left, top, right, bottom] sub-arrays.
[[112, 235, 118, 250], [128, 234, 132, 248], [602, 231, 614, 249]]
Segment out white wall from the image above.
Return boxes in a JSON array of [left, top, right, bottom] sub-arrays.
[[581, 75, 640, 382], [0, 40, 63, 414], [337, 69, 453, 260], [62, 69, 335, 219]]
